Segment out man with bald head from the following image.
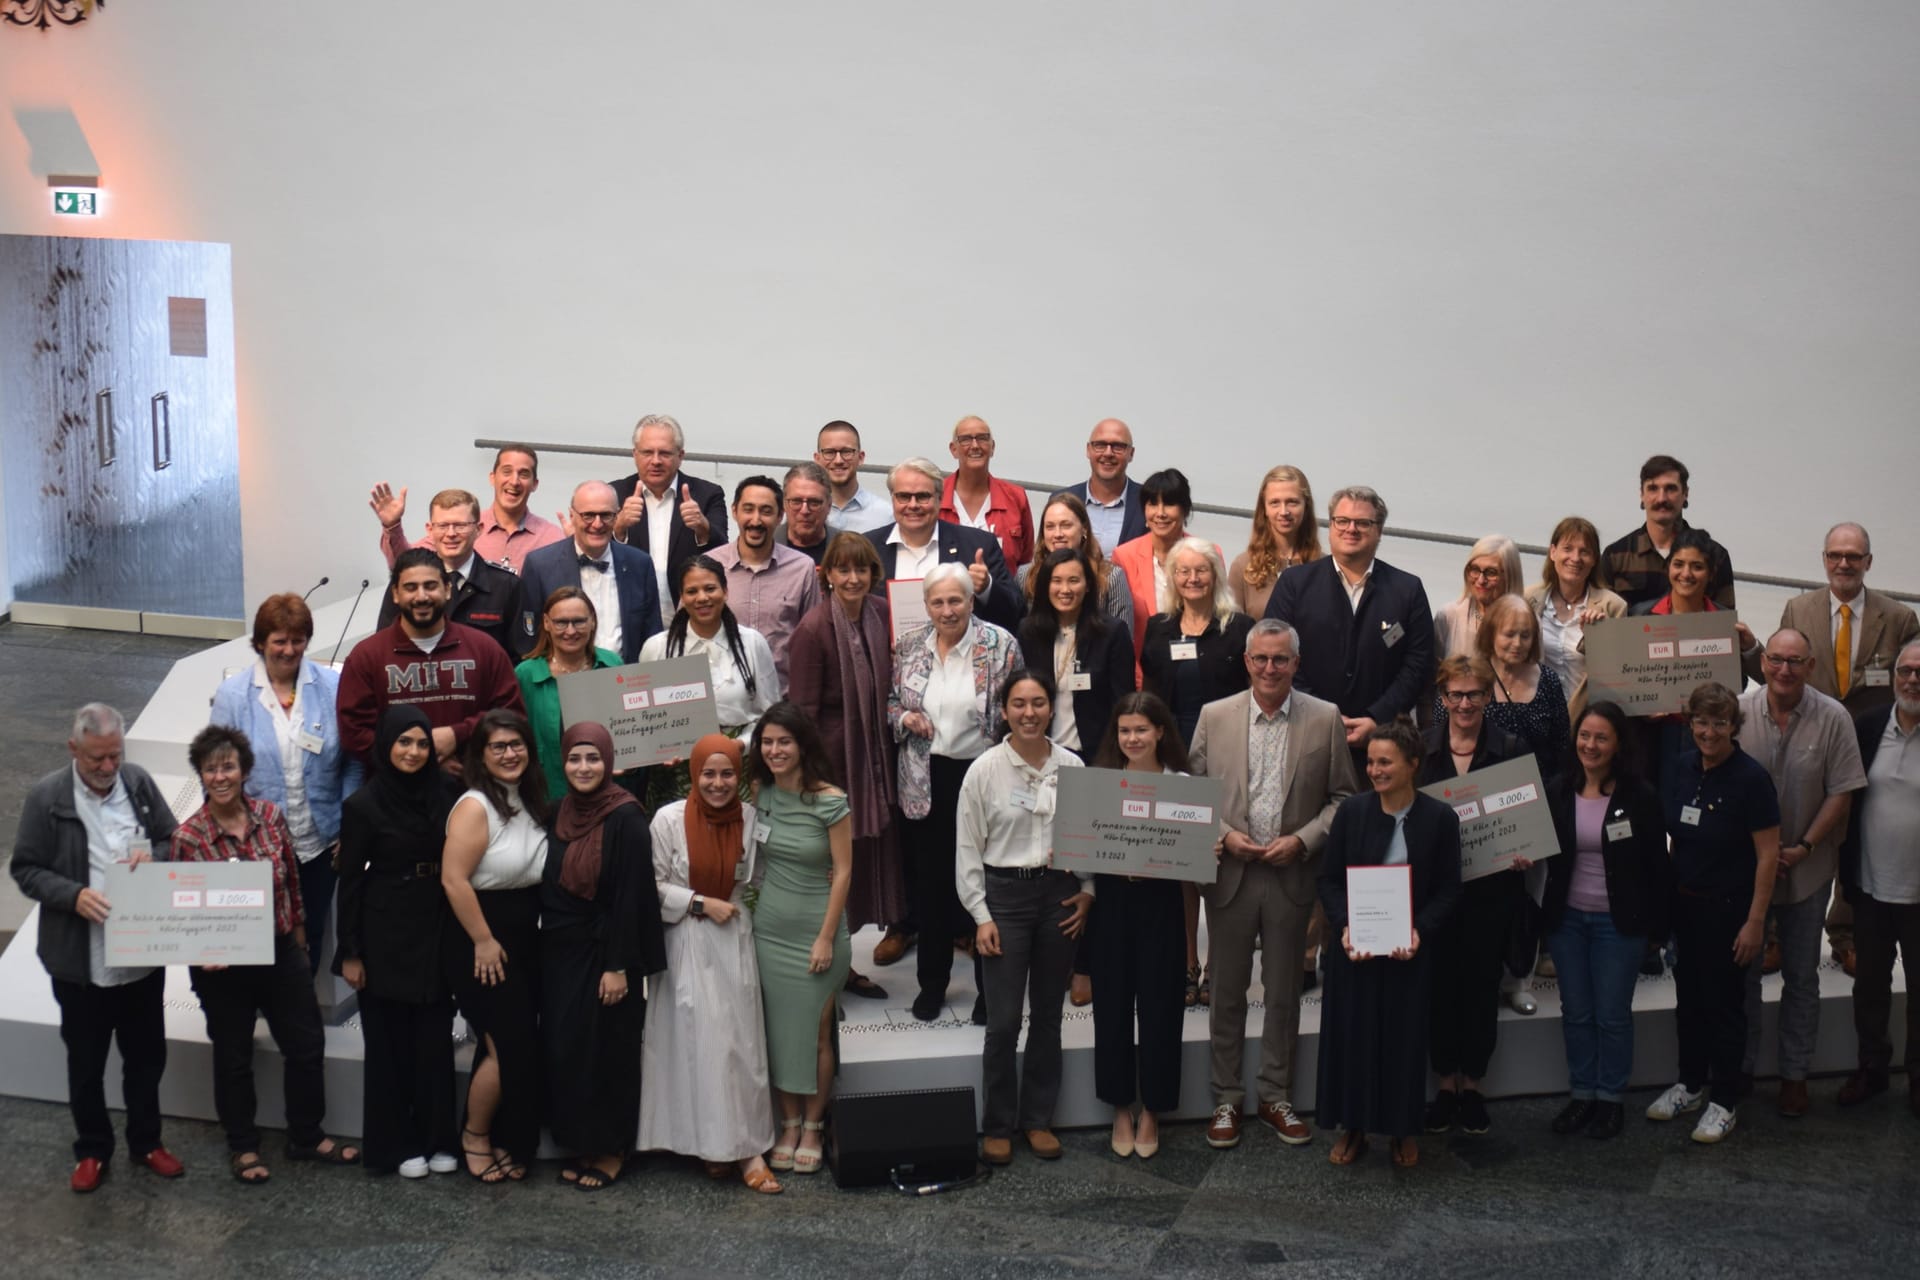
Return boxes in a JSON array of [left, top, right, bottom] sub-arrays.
[[516, 481, 663, 663], [938, 415, 1036, 571], [1736, 627, 1867, 1116], [1056, 417, 1145, 554]]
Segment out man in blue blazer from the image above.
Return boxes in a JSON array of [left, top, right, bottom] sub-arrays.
[[1263, 484, 1434, 757], [864, 458, 1024, 633], [1055, 417, 1144, 555], [517, 481, 663, 664]]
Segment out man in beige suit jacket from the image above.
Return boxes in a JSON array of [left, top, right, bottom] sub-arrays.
[[1189, 619, 1357, 1150]]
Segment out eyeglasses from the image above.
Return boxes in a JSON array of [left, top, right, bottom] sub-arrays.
[[1762, 654, 1810, 669], [549, 617, 593, 631], [785, 497, 827, 510], [573, 510, 616, 526], [1466, 566, 1502, 581], [1173, 569, 1212, 582], [426, 520, 478, 532], [1330, 516, 1379, 532], [485, 740, 528, 757], [1087, 441, 1132, 453], [816, 447, 860, 461], [1689, 717, 1732, 732], [1248, 654, 1295, 669], [894, 492, 937, 506], [1441, 689, 1488, 705], [1895, 666, 1920, 681], [953, 433, 993, 448], [1823, 551, 1867, 565]]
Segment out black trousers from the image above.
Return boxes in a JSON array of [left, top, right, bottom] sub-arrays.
[[358, 989, 457, 1172], [50, 968, 168, 1163], [1673, 892, 1749, 1109], [1851, 889, 1920, 1075], [908, 754, 978, 1001], [447, 887, 543, 1163], [297, 854, 337, 975], [980, 870, 1080, 1136], [1087, 874, 1185, 1113], [1428, 872, 1521, 1078], [190, 932, 328, 1153]]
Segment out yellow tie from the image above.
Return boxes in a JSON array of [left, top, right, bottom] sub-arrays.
[[1835, 603, 1853, 698]]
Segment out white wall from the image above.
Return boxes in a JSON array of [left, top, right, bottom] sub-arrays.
[[1, 2, 1917, 619]]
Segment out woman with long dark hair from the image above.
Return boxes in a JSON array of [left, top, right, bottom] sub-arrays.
[[1017, 492, 1135, 637], [441, 709, 549, 1183]]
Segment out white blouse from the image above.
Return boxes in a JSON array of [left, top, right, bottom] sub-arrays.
[[452, 789, 548, 891], [955, 740, 1092, 924], [639, 624, 783, 730]]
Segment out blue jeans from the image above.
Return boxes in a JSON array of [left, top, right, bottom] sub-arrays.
[[1547, 910, 1645, 1102]]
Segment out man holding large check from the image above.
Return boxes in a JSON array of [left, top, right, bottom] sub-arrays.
[[1186, 619, 1359, 1150]]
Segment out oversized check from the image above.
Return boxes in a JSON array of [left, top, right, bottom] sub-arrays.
[[1419, 754, 1558, 882], [1052, 767, 1220, 884], [103, 861, 275, 966], [1584, 612, 1743, 716], [888, 579, 930, 646], [1346, 865, 1413, 956], [556, 654, 721, 771]]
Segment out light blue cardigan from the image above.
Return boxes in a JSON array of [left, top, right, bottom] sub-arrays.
[[209, 658, 360, 848]]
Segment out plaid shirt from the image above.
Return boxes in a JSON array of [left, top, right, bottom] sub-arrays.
[[1601, 519, 1736, 613], [172, 797, 305, 937]]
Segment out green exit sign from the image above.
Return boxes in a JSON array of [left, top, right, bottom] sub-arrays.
[[53, 189, 100, 216]]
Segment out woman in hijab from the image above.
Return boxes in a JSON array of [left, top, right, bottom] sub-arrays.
[[540, 722, 667, 1191], [335, 707, 462, 1179], [639, 734, 783, 1194]]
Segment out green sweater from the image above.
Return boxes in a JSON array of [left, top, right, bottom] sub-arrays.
[[516, 648, 623, 796]]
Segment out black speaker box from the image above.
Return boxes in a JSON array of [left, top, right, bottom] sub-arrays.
[[829, 1086, 977, 1188]]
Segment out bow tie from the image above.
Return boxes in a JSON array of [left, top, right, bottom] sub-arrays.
[[578, 555, 610, 573]]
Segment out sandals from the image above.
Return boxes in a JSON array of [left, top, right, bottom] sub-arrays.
[[742, 1162, 784, 1195], [230, 1151, 270, 1185], [793, 1120, 827, 1174], [1196, 969, 1212, 1008], [287, 1137, 361, 1166], [1391, 1138, 1420, 1169], [461, 1126, 509, 1184], [574, 1159, 625, 1191], [769, 1118, 801, 1172], [1328, 1133, 1369, 1166], [1184, 965, 1202, 1008]]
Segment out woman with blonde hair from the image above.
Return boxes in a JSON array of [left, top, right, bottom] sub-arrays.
[[1434, 536, 1526, 660], [1228, 465, 1322, 618]]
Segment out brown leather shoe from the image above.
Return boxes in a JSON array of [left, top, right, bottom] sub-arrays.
[[1834, 946, 1857, 977], [1025, 1129, 1062, 1159], [981, 1136, 1012, 1165], [1777, 1079, 1810, 1117], [871, 927, 915, 967], [1206, 1103, 1242, 1149], [1837, 1069, 1888, 1107], [1761, 938, 1781, 975], [1069, 973, 1093, 1007], [1256, 1101, 1314, 1146]]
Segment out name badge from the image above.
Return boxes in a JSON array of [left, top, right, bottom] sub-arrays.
[[1009, 788, 1038, 812], [753, 822, 772, 844], [1382, 622, 1405, 648], [1605, 819, 1634, 842], [1679, 805, 1702, 827], [1170, 642, 1199, 661], [295, 728, 324, 755], [1863, 668, 1891, 687], [1065, 671, 1092, 692], [734, 858, 751, 881]]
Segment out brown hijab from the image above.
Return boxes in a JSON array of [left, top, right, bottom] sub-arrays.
[[552, 722, 638, 900], [684, 732, 745, 901]]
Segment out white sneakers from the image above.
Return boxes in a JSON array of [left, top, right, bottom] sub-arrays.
[[399, 1152, 461, 1179], [1690, 1103, 1737, 1144], [398, 1156, 430, 1179], [1645, 1083, 1705, 1121]]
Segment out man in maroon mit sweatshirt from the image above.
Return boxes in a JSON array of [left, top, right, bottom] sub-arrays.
[[337, 547, 523, 769]]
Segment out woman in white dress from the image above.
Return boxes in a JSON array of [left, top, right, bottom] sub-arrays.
[[638, 734, 782, 1194], [640, 554, 782, 808]]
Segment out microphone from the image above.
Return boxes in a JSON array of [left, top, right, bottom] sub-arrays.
[[328, 578, 372, 665], [303, 575, 331, 600]]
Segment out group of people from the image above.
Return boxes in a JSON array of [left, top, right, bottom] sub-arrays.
[[12, 414, 1918, 1192]]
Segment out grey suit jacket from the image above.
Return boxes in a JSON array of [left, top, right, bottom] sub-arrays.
[[1748, 587, 1920, 715], [1188, 688, 1358, 911]]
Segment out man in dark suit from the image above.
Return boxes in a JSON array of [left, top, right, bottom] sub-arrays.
[[1055, 417, 1144, 555], [863, 457, 1023, 633], [610, 413, 728, 625], [374, 488, 520, 658], [1263, 484, 1435, 757], [518, 481, 663, 664]]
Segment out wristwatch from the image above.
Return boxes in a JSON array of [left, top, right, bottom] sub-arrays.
[[690, 895, 706, 918]]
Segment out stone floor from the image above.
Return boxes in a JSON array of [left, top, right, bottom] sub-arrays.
[[3, 623, 1919, 1278]]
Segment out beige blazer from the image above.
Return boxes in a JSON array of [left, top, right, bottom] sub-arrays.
[[1188, 688, 1358, 912], [1761, 588, 1920, 716], [1524, 582, 1628, 722]]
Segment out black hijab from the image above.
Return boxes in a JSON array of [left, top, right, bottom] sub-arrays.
[[362, 706, 457, 838]]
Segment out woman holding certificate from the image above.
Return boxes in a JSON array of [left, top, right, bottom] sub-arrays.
[[1524, 517, 1627, 721], [640, 554, 783, 808], [1417, 656, 1529, 1136], [1647, 683, 1780, 1146], [891, 563, 1021, 1022], [1087, 692, 1189, 1159], [515, 587, 623, 798], [1317, 719, 1462, 1169], [957, 669, 1092, 1165], [539, 722, 666, 1191], [441, 709, 549, 1184], [175, 725, 360, 1184]]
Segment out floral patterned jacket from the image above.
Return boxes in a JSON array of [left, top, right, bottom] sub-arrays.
[[887, 618, 1020, 819]]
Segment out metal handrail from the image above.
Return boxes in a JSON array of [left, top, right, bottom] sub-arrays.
[[475, 439, 1918, 604]]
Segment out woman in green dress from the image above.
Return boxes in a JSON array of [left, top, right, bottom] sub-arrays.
[[514, 587, 622, 797], [747, 701, 853, 1175]]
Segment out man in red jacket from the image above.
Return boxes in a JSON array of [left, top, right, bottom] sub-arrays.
[[336, 547, 524, 769]]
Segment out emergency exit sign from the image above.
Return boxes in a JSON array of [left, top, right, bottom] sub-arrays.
[[53, 190, 99, 216]]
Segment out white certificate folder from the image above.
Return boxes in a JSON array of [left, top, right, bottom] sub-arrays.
[[1346, 865, 1413, 956]]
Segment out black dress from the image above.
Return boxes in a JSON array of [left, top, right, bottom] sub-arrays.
[[540, 804, 667, 1156], [1315, 791, 1462, 1138]]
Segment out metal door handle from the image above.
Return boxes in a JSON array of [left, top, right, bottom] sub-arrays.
[[150, 392, 172, 471], [95, 389, 115, 466]]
